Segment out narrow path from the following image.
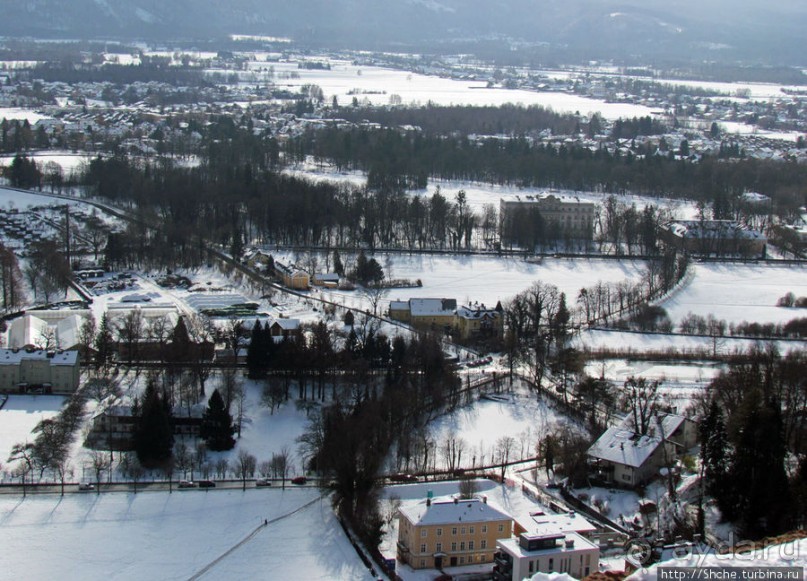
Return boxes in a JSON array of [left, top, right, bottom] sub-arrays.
[[186, 492, 327, 581]]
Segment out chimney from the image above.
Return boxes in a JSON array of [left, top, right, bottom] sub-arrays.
[[482, 495, 488, 504], [426, 498, 431, 507], [565, 538, 575, 548], [454, 497, 459, 504]]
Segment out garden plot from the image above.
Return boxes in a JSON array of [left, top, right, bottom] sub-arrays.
[[0, 488, 374, 581], [658, 262, 807, 327]]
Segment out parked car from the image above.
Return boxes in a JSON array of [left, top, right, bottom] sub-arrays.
[[78, 483, 95, 491], [178, 480, 196, 488], [291, 476, 308, 485], [198, 480, 216, 488], [255, 478, 272, 487]]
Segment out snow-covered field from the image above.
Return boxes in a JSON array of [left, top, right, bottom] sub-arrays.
[[0, 107, 52, 123], [0, 185, 86, 211], [0, 395, 64, 465], [273, 251, 648, 313], [0, 151, 94, 173], [244, 60, 659, 120], [427, 382, 585, 470], [0, 488, 374, 580], [659, 262, 807, 326]]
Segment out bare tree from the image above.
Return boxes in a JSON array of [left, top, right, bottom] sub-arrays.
[[220, 367, 242, 411], [8, 441, 35, 496], [88, 450, 112, 493], [458, 476, 479, 499], [116, 308, 145, 366], [215, 457, 229, 480], [621, 376, 661, 436], [174, 442, 192, 480], [495, 436, 515, 481], [235, 449, 257, 491], [361, 285, 388, 318], [271, 447, 292, 489]]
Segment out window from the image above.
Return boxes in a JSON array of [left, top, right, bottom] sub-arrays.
[[460, 557, 465, 564], [420, 559, 425, 568], [469, 526, 475, 534], [460, 542, 466, 551], [482, 525, 487, 533], [452, 527, 458, 536], [420, 544, 426, 553], [481, 540, 487, 549], [451, 542, 457, 551], [529, 561, 535, 573], [421, 529, 427, 537], [461, 527, 466, 535], [436, 528, 442, 537], [549, 558, 554, 571], [622, 474, 631, 482], [468, 541, 475, 550], [498, 524, 504, 533], [436, 543, 442, 552]]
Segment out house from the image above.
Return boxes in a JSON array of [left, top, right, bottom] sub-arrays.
[[268, 318, 301, 342], [0, 348, 81, 394], [456, 303, 504, 340], [274, 261, 310, 290], [87, 403, 204, 451], [313, 272, 340, 288], [587, 413, 698, 487], [494, 531, 600, 580], [660, 220, 766, 258], [397, 496, 513, 570], [389, 298, 457, 332]]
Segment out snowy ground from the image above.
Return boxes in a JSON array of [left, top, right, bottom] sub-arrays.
[[659, 262, 807, 326], [0, 488, 375, 581], [271, 250, 648, 314], [425, 381, 585, 472], [0, 151, 94, 173], [0, 395, 64, 466]]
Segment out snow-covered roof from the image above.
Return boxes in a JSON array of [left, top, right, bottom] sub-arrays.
[[587, 413, 687, 468], [56, 314, 85, 349], [389, 300, 409, 311], [0, 349, 79, 366], [517, 510, 597, 538], [409, 298, 457, 317], [270, 318, 300, 331], [398, 497, 511, 527], [456, 304, 500, 320], [664, 220, 765, 241], [7, 315, 50, 349], [498, 531, 597, 558]]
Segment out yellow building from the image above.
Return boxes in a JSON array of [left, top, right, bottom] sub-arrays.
[[0, 348, 81, 394], [456, 304, 504, 340], [388, 298, 457, 332], [274, 261, 310, 290], [397, 497, 513, 570]]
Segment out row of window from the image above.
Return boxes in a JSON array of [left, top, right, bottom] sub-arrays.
[[419, 539, 488, 554], [418, 554, 488, 568], [422, 523, 505, 538]]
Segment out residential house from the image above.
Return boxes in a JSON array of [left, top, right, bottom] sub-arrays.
[[456, 303, 504, 340], [587, 413, 698, 487], [274, 261, 310, 290], [87, 403, 204, 451], [494, 531, 600, 580], [389, 298, 457, 333], [397, 496, 513, 570], [0, 348, 81, 394], [268, 318, 302, 342]]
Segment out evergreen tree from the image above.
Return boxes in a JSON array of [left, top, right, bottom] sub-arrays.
[[201, 389, 235, 451], [246, 320, 265, 378], [135, 381, 174, 468], [700, 399, 729, 498], [170, 316, 191, 362], [726, 389, 792, 538], [93, 313, 114, 368], [333, 250, 344, 276]]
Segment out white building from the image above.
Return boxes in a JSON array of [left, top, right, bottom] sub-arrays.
[[494, 532, 599, 580]]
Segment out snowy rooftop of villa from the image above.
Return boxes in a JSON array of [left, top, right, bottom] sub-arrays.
[[183, 292, 253, 310], [398, 497, 511, 526], [498, 531, 597, 557], [587, 413, 686, 468], [456, 304, 500, 319], [0, 349, 78, 366], [664, 220, 765, 240], [502, 193, 594, 206], [270, 318, 300, 330]]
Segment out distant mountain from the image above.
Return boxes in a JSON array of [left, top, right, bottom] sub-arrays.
[[2, 0, 806, 64]]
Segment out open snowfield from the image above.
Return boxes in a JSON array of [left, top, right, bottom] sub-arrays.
[[0, 185, 89, 212], [427, 382, 585, 470], [0, 151, 94, 173], [253, 60, 658, 120], [659, 262, 807, 326], [0, 488, 374, 581], [0, 395, 64, 466], [273, 251, 647, 313], [0, 107, 52, 123]]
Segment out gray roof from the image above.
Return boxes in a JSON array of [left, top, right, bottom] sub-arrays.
[[409, 298, 457, 317], [587, 413, 686, 468], [0, 349, 79, 366], [398, 497, 511, 527]]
